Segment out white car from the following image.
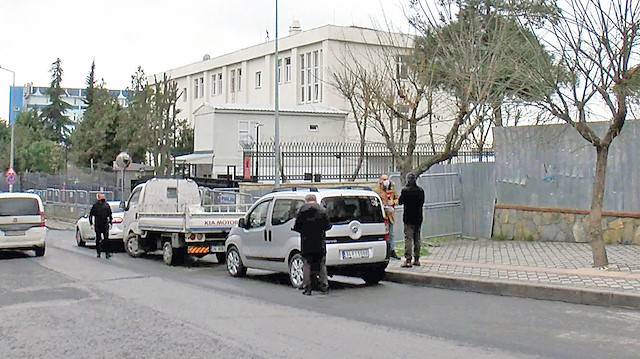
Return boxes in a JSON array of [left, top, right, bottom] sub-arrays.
[[225, 187, 389, 288], [75, 201, 125, 247], [0, 192, 46, 256]]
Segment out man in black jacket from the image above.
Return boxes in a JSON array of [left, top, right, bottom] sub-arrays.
[[89, 193, 113, 258], [293, 194, 332, 295], [399, 172, 425, 267]]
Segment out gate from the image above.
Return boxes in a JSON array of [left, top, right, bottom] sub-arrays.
[[390, 170, 463, 245]]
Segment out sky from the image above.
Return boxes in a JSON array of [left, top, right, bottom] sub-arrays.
[[0, 0, 412, 123]]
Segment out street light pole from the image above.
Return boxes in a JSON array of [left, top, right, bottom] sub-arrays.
[[0, 66, 16, 192], [274, 0, 281, 188]]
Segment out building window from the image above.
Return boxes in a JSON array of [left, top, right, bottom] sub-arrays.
[[230, 69, 236, 93], [237, 69, 242, 92], [218, 73, 223, 95], [255, 71, 262, 88], [313, 51, 320, 101], [194, 78, 199, 99], [396, 55, 408, 80], [277, 59, 282, 84], [183, 88, 187, 102], [309, 124, 318, 131], [285, 57, 291, 82], [300, 54, 305, 101], [238, 120, 259, 149], [200, 77, 204, 97], [211, 74, 217, 95]]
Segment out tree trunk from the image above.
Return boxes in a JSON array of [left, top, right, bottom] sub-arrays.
[[589, 145, 609, 267]]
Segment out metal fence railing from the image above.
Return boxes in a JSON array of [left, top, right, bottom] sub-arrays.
[[243, 142, 494, 182]]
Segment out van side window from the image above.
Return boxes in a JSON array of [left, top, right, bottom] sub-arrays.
[[271, 199, 304, 225], [247, 200, 271, 229]]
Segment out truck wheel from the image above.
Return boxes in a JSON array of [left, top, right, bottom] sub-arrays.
[[288, 253, 304, 289], [125, 233, 143, 258], [75, 229, 86, 247], [215, 252, 226, 263], [226, 246, 246, 277], [163, 242, 182, 266], [34, 246, 45, 257], [362, 266, 386, 285]]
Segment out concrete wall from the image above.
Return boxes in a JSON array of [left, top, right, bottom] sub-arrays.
[[493, 207, 640, 245]]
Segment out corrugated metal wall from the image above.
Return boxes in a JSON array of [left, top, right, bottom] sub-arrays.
[[494, 122, 640, 212], [390, 161, 496, 241]]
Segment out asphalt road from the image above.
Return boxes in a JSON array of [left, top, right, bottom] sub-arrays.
[[0, 229, 639, 359]]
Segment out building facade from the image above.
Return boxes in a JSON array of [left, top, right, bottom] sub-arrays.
[[8, 84, 128, 123]]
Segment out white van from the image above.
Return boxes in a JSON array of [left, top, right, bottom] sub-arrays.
[[0, 193, 46, 256], [225, 187, 389, 287]]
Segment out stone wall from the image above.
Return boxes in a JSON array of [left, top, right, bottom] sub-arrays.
[[492, 206, 640, 245]]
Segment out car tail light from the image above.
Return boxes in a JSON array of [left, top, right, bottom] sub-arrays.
[[197, 233, 204, 240], [111, 217, 123, 224], [384, 218, 389, 241], [189, 233, 196, 240], [39, 211, 46, 227]]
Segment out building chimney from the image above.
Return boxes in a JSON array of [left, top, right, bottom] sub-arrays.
[[289, 20, 301, 36]]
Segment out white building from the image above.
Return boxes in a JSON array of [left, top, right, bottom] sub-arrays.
[[18, 83, 128, 123], [156, 22, 431, 179]]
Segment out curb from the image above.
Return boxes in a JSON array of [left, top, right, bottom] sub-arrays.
[[385, 270, 640, 310]]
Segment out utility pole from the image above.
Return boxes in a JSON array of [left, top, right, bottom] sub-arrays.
[[274, 0, 281, 188], [0, 66, 16, 192]]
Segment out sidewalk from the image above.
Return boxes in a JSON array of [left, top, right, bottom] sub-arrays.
[[385, 239, 640, 309]]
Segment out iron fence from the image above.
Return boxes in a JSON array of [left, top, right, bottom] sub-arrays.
[[244, 142, 494, 182]]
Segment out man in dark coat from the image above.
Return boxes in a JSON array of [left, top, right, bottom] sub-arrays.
[[89, 193, 113, 258], [293, 193, 332, 295], [398, 172, 425, 267]]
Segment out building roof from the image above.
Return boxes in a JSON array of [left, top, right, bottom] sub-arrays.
[[174, 150, 215, 165], [193, 103, 348, 117]]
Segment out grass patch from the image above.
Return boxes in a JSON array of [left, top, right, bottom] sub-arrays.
[[491, 233, 510, 241], [393, 240, 430, 258]]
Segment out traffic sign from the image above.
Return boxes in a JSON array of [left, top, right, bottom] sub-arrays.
[[5, 167, 16, 185]]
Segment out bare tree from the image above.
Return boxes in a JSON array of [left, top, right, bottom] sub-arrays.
[[521, 0, 640, 267], [334, 1, 555, 180]]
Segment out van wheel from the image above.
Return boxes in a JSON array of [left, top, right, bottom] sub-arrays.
[[288, 253, 305, 289], [125, 233, 143, 258], [75, 229, 86, 247], [226, 246, 246, 277], [215, 252, 226, 263], [34, 246, 45, 257], [362, 266, 386, 285]]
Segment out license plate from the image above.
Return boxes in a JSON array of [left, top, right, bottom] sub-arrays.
[[340, 248, 371, 260], [210, 245, 225, 253], [4, 231, 25, 237]]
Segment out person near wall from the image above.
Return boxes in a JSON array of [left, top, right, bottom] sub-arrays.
[[293, 193, 332, 295], [374, 173, 400, 260], [398, 172, 425, 268], [89, 193, 113, 259]]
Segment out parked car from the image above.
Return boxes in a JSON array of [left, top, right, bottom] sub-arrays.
[[0, 192, 46, 256], [225, 187, 389, 288], [75, 201, 125, 247]]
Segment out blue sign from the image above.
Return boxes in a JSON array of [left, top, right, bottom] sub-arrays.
[[8, 86, 22, 125]]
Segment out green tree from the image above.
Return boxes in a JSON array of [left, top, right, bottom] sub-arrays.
[[41, 58, 73, 145], [70, 61, 124, 168], [117, 66, 153, 163], [13, 109, 63, 174], [70, 88, 123, 168]]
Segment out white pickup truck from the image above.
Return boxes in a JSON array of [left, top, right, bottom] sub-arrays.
[[121, 178, 247, 265]]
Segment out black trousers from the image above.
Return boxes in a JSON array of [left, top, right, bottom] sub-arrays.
[[95, 226, 109, 254], [302, 254, 328, 291]]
